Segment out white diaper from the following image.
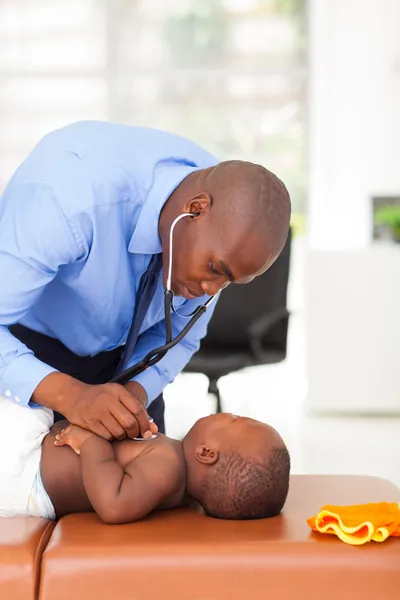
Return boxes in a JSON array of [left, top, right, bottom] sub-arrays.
[[0, 395, 56, 519]]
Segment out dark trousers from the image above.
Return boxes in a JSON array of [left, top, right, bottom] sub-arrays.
[[9, 324, 165, 434]]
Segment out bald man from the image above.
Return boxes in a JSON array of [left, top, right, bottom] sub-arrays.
[[0, 121, 290, 440]]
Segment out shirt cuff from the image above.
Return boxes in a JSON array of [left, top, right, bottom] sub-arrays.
[[132, 365, 164, 407], [1, 352, 58, 406]]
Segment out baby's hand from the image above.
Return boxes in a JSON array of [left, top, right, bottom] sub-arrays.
[[54, 424, 96, 455]]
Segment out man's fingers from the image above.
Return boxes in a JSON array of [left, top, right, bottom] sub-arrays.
[[62, 385, 156, 441], [101, 413, 127, 441], [119, 392, 152, 438], [89, 420, 113, 441], [148, 418, 158, 434], [110, 403, 140, 438], [70, 408, 114, 440]]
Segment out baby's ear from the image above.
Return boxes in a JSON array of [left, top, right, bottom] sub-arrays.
[[195, 444, 219, 465]]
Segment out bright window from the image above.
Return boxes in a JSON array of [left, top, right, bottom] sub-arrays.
[[0, 0, 307, 212]]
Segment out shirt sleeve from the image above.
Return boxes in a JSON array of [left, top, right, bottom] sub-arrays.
[[127, 296, 219, 405], [0, 180, 83, 405]]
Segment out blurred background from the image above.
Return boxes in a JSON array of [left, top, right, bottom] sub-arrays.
[[1, 0, 399, 484]]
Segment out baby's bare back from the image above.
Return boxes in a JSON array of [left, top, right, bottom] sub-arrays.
[[41, 420, 186, 519]]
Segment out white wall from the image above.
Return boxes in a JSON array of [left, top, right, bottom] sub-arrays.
[[308, 0, 400, 250], [306, 245, 400, 413], [306, 0, 400, 413]]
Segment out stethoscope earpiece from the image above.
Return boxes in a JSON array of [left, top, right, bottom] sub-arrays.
[[166, 211, 217, 314], [166, 212, 198, 290]]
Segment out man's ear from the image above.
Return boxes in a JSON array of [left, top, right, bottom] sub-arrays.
[[194, 444, 219, 465], [184, 193, 212, 218]]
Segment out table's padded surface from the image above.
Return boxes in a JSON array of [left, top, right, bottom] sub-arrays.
[[40, 475, 400, 600], [0, 517, 55, 600]]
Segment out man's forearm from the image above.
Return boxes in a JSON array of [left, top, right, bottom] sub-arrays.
[[31, 371, 85, 412], [79, 435, 126, 522], [0, 326, 59, 406], [34, 374, 148, 414]]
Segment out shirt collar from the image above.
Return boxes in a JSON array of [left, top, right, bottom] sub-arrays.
[[128, 163, 200, 254]]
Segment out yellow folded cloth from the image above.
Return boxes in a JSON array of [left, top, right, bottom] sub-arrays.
[[307, 502, 400, 545]]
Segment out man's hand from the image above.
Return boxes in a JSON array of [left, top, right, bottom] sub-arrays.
[[62, 381, 159, 440], [32, 373, 158, 441], [54, 424, 96, 455]]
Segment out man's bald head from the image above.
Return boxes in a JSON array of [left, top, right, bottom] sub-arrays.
[[159, 159, 291, 299], [202, 160, 291, 261]]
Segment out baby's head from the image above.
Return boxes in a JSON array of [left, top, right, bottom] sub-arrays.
[[182, 413, 290, 520]]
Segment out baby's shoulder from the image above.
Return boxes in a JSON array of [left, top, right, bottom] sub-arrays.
[[149, 439, 186, 507], [122, 435, 184, 477], [152, 437, 185, 474], [126, 437, 185, 505]]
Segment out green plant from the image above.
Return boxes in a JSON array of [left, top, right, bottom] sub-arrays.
[[374, 204, 400, 242]]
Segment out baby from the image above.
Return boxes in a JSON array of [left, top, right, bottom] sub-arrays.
[[0, 395, 290, 523]]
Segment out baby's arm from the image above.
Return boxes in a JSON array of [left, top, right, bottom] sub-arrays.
[[55, 425, 179, 524]]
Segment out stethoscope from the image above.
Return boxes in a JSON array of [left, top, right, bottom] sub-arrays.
[[109, 212, 218, 387]]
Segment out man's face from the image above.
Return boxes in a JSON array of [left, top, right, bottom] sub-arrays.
[[162, 214, 276, 300]]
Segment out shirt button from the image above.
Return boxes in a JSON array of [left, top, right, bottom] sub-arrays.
[[14, 396, 21, 403], [5, 390, 11, 397]]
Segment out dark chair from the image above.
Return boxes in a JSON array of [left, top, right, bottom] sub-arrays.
[[183, 229, 292, 413]]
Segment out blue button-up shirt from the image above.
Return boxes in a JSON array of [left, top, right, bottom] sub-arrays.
[[0, 121, 218, 406]]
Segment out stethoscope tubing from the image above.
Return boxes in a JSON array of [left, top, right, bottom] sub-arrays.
[[109, 212, 216, 386]]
